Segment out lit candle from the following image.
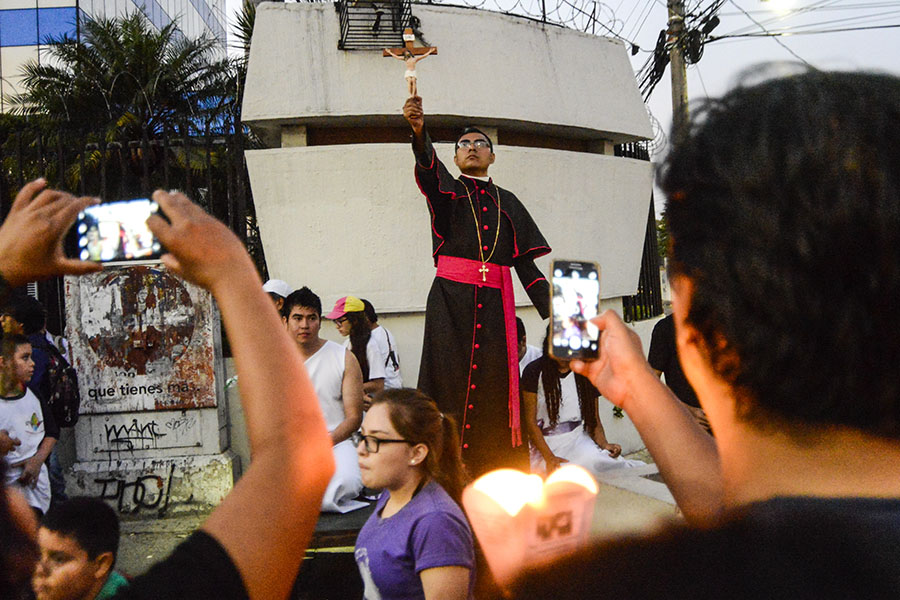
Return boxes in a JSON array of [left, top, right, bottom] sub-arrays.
[[462, 465, 599, 588]]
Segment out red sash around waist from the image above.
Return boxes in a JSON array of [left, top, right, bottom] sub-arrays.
[[436, 255, 522, 447]]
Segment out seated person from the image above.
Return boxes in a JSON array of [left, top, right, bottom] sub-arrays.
[[516, 317, 541, 375], [327, 296, 386, 409], [510, 70, 900, 597], [0, 333, 56, 516], [32, 497, 128, 600], [0, 180, 334, 599], [521, 336, 642, 477], [361, 299, 403, 389], [284, 288, 366, 513], [354, 389, 475, 600]]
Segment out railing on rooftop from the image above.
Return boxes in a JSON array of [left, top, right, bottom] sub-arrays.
[[337, 0, 413, 50]]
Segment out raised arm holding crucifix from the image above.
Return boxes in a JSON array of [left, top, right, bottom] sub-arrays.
[[402, 96, 553, 478]]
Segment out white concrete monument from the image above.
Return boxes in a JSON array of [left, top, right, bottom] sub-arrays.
[[243, 2, 654, 453]]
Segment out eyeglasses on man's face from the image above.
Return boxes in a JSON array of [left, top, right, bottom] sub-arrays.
[[456, 139, 490, 150], [351, 431, 413, 453]]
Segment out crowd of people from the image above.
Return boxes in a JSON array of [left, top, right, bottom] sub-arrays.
[[2, 67, 900, 599]]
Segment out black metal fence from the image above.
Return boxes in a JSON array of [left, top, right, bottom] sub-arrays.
[[337, 0, 412, 50], [0, 124, 267, 335], [615, 141, 663, 322]]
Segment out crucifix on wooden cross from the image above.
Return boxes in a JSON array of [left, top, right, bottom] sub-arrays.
[[383, 28, 437, 97]]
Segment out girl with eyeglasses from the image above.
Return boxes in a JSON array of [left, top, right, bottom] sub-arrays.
[[353, 388, 474, 600]]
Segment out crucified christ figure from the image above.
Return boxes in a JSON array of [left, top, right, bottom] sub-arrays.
[[385, 47, 437, 96]]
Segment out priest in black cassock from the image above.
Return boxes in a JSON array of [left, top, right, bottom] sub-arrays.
[[403, 96, 551, 477]]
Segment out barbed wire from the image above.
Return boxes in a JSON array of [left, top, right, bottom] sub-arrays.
[[412, 0, 648, 50]]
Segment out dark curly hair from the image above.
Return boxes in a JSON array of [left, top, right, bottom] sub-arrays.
[[660, 69, 900, 437]]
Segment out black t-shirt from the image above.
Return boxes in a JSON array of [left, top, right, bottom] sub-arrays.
[[512, 496, 900, 599], [113, 531, 247, 599], [648, 314, 700, 408], [520, 358, 544, 395]]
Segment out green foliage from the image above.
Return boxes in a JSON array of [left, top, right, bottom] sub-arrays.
[[11, 12, 235, 142], [656, 214, 669, 261]]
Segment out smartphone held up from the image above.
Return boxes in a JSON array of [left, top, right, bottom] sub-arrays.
[[67, 197, 165, 265], [549, 260, 600, 362]]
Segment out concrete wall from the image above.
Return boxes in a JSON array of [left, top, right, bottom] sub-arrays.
[[244, 3, 651, 143], [246, 144, 653, 311]]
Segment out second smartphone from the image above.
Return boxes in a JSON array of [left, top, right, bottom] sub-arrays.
[[549, 259, 601, 362]]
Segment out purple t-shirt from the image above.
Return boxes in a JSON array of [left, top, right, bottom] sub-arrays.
[[355, 480, 476, 600]]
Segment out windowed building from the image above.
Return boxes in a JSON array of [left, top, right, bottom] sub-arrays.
[[0, 0, 227, 111]]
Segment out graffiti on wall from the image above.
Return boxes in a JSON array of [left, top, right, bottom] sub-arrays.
[[95, 464, 175, 515], [93, 412, 202, 457]]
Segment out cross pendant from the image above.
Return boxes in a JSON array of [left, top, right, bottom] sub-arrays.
[[479, 263, 489, 282]]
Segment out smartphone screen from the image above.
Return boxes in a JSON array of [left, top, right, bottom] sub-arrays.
[[550, 260, 600, 361], [70, 198, 164, 264]]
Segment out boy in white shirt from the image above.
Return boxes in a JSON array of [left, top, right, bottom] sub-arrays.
[[0, 333, 54, 515]]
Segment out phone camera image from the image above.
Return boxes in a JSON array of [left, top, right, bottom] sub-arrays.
[[74, 198, 163, 263], [551, 262, 600, 360]]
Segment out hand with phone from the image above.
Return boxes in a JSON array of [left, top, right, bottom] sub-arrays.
[[569, 310, 658, 412], [0, 179, 101, 286]]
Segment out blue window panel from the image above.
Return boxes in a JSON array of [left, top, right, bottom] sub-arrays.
[[0, 9, 39, 47], [129, 0, 173, 32], [38, 7, 78, 43], [186, 0, 226, 42]]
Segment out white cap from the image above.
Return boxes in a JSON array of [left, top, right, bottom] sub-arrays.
[[262, 279, 292, 298]]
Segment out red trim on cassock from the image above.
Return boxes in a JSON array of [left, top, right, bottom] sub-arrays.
[[525, 277, 547, 290], [436, 255, 523, 447]]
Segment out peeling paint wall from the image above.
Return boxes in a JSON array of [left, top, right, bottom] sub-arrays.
[[65, 266, 219, 413], [65, 264, 234, 514]]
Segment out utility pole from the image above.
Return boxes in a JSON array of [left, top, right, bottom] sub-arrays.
[[667, 0, 689, 142]]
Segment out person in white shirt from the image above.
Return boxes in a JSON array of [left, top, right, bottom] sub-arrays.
[[284, 288, 366, 513], [361, 299, 402, 389]]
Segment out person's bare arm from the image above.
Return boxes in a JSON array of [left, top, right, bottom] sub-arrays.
[[12, 437, 55, 487], [523, 390, 567, 473], [420, 566, 471, 600], [148, 190, 334, 599], [0, 179, 101, 287], [403, 96, 425, 153], [571, 310, 723, 525], [332, 349, 364, 445], [588, 412, 620, 458], [362, 378, 384, 397]]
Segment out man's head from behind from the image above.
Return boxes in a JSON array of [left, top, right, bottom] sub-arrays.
[[282, 287, 322, 346], [661, 69, 900, 439], [33, 498, 120, 600]]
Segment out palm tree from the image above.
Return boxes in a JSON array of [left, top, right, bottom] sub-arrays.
[[13, 12, 229, 141]]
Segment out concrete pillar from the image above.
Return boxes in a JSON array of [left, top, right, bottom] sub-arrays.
[[64, 265, 235, 515]]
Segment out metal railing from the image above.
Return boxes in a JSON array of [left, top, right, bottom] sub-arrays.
[[338, 0, 412, 50], [615, 141, 662, 322], [0, 125, 267, 334]]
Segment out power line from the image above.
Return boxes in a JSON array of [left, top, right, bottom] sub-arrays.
[[728, 0, 813, 66], [711, 21, 900, 37]]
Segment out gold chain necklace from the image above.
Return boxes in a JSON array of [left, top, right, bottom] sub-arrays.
[[464, 180, 502, 282]]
